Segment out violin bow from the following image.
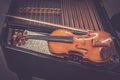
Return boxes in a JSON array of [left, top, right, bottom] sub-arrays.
[[4, 14, 91, 33]]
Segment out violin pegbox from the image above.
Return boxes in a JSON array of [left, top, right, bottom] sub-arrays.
[[12, 29, 28, 46]]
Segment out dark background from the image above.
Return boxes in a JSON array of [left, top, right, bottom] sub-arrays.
[[0, 0, 120, 80]]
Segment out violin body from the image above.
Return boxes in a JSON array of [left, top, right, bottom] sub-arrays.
[[48, 29, 114, 63]]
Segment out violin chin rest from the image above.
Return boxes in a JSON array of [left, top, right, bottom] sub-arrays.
[[100, 46, 113, 61]]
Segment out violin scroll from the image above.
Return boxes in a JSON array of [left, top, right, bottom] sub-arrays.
[[12, 30, 28, 46]]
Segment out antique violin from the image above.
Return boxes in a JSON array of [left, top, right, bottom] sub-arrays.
[[49, 29, 114, 63], [12, 29, 114, 64]]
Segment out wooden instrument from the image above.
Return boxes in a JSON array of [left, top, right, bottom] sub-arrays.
[[12, 29, 114, 64], [49, 29, 114, 63]]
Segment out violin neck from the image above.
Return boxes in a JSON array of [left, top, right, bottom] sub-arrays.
[[26, 35, 73, 43]]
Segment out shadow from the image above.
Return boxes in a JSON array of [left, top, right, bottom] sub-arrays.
[[111, 13, 120, 32]]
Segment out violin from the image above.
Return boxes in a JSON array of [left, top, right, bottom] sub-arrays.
[[12, 29, 114, 64], [49, 29, 114, 63]]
